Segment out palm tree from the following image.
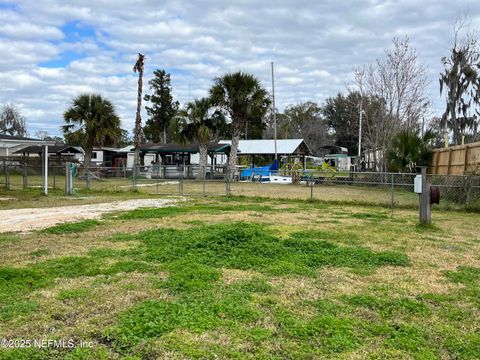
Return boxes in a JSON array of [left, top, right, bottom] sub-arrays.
[[63, 94, 123, 187], [172, 98, 226, 179], [386, 130, 435, 173], [133, 53, 145, 168], [210, 71, 270, 172]]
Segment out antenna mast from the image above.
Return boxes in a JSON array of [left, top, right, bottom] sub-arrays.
[[271, 62, 277, 161]]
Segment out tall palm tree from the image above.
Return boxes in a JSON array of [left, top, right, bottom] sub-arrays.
[[210, 71, 270, 172], [172, 98, 226, 179], [63, 94, 123, 186], [133, 53, 145, 168]]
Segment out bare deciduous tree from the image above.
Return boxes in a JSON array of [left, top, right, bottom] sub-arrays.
[[34, 130, 49, 140], [353, 37, 429, 170], [367, 37, 429, 131]]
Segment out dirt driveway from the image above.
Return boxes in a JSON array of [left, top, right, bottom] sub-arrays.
[[0, 198, 177, 233]]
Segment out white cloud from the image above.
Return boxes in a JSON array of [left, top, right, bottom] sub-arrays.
[[0, 23, 63, 40], [0, 0, 479, 136]]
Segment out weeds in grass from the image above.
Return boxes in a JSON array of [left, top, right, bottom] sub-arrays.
[[2, 197, 480, 359], [350, 212, 389, 220], [444, 266, 480, 286], [97, 222, 411, 354], [0, 233, 19, 244], [42, 219, 101, 234], [115, 222, 409, 277], [342, 294, 431, 318], [108, 203, 279, 221], [29, 248, 50, 258], [57, 288, 91, 301]]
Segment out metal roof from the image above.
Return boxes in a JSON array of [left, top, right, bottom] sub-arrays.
[[14, 145, 84, 154], [140, 142, 231, 154], [0, 134, 39, 141], [218, 139, 311, 155], [0, 133, 56, 146]]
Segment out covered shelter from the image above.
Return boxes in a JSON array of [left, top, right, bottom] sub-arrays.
[[140, 142, 231, 165], [14, 144, 84, 163], [218, 139, 312, 167], [0, 134, 56, 194], [137, 142, 232, 179]]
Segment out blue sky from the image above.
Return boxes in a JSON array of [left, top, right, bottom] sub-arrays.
[[0, 0, 479, 137]]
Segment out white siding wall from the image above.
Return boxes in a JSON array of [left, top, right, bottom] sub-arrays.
[[91, 150, 104, 165]]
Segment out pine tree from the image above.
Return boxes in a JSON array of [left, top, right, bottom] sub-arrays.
[[144, 69, 179, 143]]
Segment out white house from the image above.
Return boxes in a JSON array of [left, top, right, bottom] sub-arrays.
[[0, 134, 55, 157]]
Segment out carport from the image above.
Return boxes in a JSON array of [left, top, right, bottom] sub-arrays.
[[0, 134, 56, 195]]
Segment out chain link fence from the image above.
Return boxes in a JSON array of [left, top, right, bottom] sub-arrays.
[[1, 162, 479, 210]]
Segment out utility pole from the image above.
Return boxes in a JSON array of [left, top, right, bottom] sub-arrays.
[[271, 62, 277, 161], [357, 101, 363, 170]]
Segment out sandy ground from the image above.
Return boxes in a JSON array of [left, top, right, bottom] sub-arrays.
[[0, 198, 178, 233]]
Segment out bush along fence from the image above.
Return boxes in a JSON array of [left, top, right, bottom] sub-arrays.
[[1, 163, 479, 210]]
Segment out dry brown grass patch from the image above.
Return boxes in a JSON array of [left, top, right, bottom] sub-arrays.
[[221, 268, 258, 285]]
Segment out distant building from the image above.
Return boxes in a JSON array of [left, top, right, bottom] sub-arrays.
[[318, 145, 352, 171], [217, 139, 312, 167], [0, 134, 55, 157], [91, 146, 131, 167]]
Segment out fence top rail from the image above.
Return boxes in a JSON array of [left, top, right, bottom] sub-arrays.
[[6, 164, 480, 181]]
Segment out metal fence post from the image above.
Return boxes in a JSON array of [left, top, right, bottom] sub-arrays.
[[418, 167, 431, 224], [156, 165, 160, 194], [310, 171, 315, 200], [225, 166, 230, 196], [203, 169, 206, 197], [390, 173, 394, 212], [53, 165, 56, 190], [23, 162, 28, 189], [466, 176, 472, 205], [65, 162, 74, 195], [4, 162, 10, 190], [179, 166, 184, 195], [85, 165, 91, 190], [132, 165, 137, 191]]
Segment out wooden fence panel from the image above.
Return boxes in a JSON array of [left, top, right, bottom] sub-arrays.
[[429, 142, 480, 175]]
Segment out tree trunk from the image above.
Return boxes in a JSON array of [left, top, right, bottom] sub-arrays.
[[228, 131, 240, 178], [163, 127, 167, 144], [134, 55, 144, 170], [198, 143, 208, 180]]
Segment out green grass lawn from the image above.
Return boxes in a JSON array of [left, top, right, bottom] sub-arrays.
[[1, 196, 480, 359]]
